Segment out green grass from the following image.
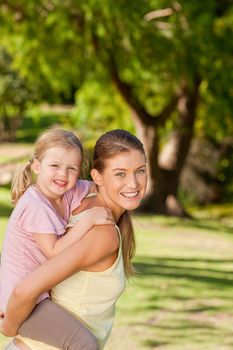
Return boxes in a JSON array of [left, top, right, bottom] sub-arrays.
[[106, 215, 233, 350], [0, 156, 11, 163], [0, 186, 233, 350]]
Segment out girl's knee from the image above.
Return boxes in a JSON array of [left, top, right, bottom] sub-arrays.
[[66, 330, 98, 350], [85, 334, 98, 350], [79, 336, 98, 350]]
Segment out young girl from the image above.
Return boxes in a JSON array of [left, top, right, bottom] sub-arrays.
[[1, 129, 148, 350], [0, 129, 114, 350]]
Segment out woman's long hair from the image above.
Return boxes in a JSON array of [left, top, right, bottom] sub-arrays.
[[92, 129, 146, 277]]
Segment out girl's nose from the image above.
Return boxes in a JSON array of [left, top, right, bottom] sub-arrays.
[[59, 167, 68, 176]]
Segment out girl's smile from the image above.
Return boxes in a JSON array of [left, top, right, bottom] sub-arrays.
[[32, 146, 82, 200]]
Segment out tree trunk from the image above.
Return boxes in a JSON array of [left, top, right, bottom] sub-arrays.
[[111, 59, 201, 216], [131, 112, 164, 212], [134, 117, 186, 216], [139, 77, 201, 216]]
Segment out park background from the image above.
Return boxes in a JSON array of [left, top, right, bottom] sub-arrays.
[[0, 1, 233, 349]]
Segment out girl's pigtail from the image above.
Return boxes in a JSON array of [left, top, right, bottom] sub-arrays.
[[11, 160, 33, 205]]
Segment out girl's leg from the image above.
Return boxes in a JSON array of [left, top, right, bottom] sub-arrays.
[[5, 340, 22, 350], [7, 339, 30, 350], [18, 298, 97, 350]]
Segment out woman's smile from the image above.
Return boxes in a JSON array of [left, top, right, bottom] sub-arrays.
[[120, 190, 139, 198], [94, 149, 147, 218]]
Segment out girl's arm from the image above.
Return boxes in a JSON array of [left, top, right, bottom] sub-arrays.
[[34, 207, 114, 257], [1, 224, 119, 336]]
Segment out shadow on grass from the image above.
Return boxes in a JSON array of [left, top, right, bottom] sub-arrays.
[[0, 202, 12, 217], [171, 218, 233, 235], [0, 184, 12, 217], [144, 339, 169, 348], [138, 320, 220, 348], [144, 302, 224, 313], [134, 256, 233, 287], [151, 323, 215, 330], [135, 213, 233, 234]]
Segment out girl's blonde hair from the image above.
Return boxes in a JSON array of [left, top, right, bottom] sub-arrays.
[[11, 129, 83, 205], [92, 129, 146, 278]]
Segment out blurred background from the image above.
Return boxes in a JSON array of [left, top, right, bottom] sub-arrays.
[[0, 1, 233, 349]]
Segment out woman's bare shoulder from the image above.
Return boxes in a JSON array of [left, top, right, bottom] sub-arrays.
[[87, 224, 119, 252]]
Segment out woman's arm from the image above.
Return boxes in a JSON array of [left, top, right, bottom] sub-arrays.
[[1, 224, 119, 336]]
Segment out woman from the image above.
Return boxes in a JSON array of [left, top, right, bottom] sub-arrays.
[[1, 129, 147, 350]]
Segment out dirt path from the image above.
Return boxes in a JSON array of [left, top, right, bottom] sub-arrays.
[[0, 143, 32, 185]]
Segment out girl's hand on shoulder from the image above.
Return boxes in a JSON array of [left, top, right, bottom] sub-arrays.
[[82, 207, 115, 227]]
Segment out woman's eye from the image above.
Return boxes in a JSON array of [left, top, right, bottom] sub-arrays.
[[116, 173, 125, 177], [137, 169, 145, 174], [51, 164, 58, 167]]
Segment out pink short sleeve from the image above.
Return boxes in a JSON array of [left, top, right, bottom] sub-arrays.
[[68, 179, 90, 212], [17, 200, 66, 235]]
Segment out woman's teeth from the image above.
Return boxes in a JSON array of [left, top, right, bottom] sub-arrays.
[[121, 191, 139, 198]]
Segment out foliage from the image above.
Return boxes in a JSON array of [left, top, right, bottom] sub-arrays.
[[16, 104, 76, 142], [72, 77, 134, 147], [0, 49, 35, 140], [217, 142, 233, 201], [0, 1, 232, 139], [0, 1, 233, 207]]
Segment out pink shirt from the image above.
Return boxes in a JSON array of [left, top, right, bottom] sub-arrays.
[[0, 180, 90, 311]]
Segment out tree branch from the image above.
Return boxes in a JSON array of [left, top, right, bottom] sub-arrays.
[[110, 55, 178, 127], [111, 67, 155, 126]]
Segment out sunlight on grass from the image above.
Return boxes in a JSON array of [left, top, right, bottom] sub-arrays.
[[106, 215, 233, 350], [0, 186, 233, 350], [190, 204, 233, 229]]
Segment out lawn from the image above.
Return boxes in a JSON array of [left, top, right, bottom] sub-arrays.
[[106, 214, 233, 350], [0, 186, 233, 350]]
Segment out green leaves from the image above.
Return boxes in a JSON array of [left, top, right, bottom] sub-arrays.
[[0, 0, 232, 142]]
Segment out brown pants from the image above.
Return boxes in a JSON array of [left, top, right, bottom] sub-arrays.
[[18, 298, 97, 350]]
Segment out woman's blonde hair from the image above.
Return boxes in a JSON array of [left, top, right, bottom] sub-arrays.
[[92, 129, 146, 278], [11, 129, 83, 205]]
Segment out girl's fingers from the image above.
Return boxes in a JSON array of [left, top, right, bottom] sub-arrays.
[[108, 219, 115, 225]]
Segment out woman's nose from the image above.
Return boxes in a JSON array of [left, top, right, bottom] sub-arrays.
[[128, 174, 138, 188]]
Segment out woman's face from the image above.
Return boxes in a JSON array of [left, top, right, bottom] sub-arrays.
[[94, 149, 147, 214]]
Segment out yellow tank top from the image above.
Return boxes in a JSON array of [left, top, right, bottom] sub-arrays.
[[17, 225, 126, 350]]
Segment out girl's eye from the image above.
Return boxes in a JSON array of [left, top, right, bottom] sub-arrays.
[[51, 164, 58, 167], [68, 167, 77, 171]]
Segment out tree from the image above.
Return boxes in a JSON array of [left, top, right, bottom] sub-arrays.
[[0, 0, 232, 214], [0, 49, 35, 141]]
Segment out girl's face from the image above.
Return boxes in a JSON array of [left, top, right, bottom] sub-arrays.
[[92, 149, 147, 218], [32, 146, 82, 200]]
